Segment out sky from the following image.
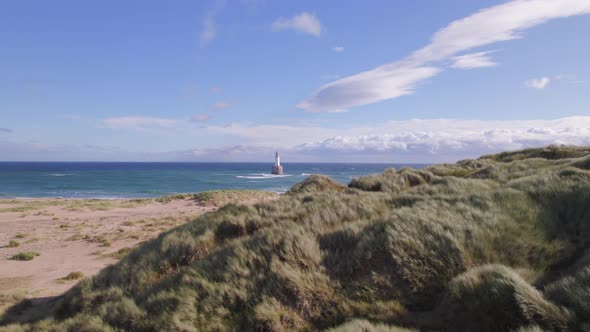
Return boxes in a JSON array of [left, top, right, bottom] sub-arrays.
[[1, 0, 590, 162]]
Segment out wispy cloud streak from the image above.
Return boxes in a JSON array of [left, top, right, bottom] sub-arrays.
[[525, 77, 551, 89], [94, 115, 590, 162], [271, 12, 322, 37], [200, 0, 226, 47], [299, 0, 590, 112]]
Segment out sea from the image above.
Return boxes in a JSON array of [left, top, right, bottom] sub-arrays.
[[0, 162, 426, 199]]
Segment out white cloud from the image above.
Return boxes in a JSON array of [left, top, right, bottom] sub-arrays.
[[297, 66, 440, 112], [211, 100, 233, 110], [205, 116, 590, 162], [297, 117, 590, 159], [200, 0, 226, 47], [200, 15, 216, 46], [332, 46, 344, 53], [451, 51, 497, 69], [7, 116, 590, 162], [98, 115, 590, 160], [525, 76, 551, 89], [0, 128, 12, 133], [186, 116, 590, 160], [299, 0, 590, 112], [101, 116, 178, 131], [271, 12, 322, 37], [191, 114, 212, 123], [203, 122, 342, 146]]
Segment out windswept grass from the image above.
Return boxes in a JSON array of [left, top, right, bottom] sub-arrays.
[[61, 272, 84, 281], [436, 265, 569, 331], [108, 247, 132, 259], [155, 190, 276, 206], [5, 241, 20, 248], [0, 200, 65, 213], [326, 319, 416, 332], [480, 144, 590, 162], [0, 191, 274, 217], [63, 199, 149, 211], [0, 291, 26, 308], [9, 252, 40, 261], [2, 145, 590, 331], [545, 266, 590, 331], [289, 174, 347, 193]]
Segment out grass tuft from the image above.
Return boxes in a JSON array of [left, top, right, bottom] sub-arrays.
[[6, 240, 20, 248], [62, 272, 84, 281], [9, 251, 40, 261]]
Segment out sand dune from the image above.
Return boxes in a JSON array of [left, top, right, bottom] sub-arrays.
[[0, 192, 277, 313]]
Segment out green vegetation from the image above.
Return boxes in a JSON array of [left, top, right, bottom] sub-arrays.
[[85, 235, 111, 247], [480, 145, 590, 162], [0, 206, 39, 213], [65, 234, 83, 241], [108, 247, 132, 259], [0, 291, 26, 308], [61, 272, 84, 281], [13, 234, 27, 239], [290, 174, 346, 193], [326, 319, 416, 332], [0, 200, 63, 213], [6, 241, 20, 248], [8, 252, 40, 261], [63, 199, 149, 211], [157, 189, 277, 206], [2, 145, 590, 331], [0, 191, 275, 216]]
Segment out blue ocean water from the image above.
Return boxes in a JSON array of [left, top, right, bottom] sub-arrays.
[[0, 162, 426, 198]]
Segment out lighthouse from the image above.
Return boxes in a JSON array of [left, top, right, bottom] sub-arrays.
[[271, 151, 284, 175]]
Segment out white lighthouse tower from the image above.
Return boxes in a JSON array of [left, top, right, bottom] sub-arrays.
[[271, 151, 284, 175]]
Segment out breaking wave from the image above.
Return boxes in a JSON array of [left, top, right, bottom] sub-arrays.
[[236, 173, 294, 180]]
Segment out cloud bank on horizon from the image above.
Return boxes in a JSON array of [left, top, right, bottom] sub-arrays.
[[5, 116, 590, 162], [192, 116, 590, 162], [298, 0, 590, 112]]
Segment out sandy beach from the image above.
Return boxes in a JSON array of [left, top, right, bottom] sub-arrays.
[[0, 191, 277, 313]]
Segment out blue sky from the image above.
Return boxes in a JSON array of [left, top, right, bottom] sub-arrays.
[[1, 0, 589, 162]]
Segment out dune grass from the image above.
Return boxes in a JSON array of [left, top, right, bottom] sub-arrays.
[[0, 191, 276, 217], [2, 145, 590, 331], [5, 241, 20, 248], [108, 247, 132, 259], [8, 252, 40, 261], [61, 272, 84, 281], [0, 291, 26, 308], [155, 190, 277, 206]]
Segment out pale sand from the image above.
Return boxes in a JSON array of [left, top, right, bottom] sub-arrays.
[[0, 193, 277, 312]]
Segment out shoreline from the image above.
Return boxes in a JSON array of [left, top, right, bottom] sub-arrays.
[[0, 189, 285, 201]]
